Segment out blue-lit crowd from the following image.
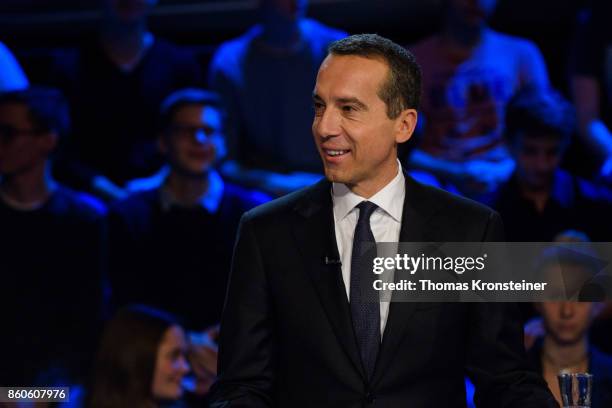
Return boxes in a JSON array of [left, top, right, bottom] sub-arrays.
[[1, 0, 612, 406]]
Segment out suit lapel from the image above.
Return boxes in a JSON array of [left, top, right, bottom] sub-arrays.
[[291, 179, 366, 378], [372, 175, 443, 386]]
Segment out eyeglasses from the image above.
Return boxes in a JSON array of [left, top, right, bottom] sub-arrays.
[[168, 124, 220, 141], [0, 123, 42, 144]]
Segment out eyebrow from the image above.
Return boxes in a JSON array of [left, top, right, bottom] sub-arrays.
[[311, 93, 368, 110], [336, 97, 367, 111]]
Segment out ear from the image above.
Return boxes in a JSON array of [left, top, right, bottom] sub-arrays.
[[157, 132, 168, 155], [592, 302, 605, 319], [39, 131, 58, 155], [394, 108, 418, 144], [533, 302, 543, 314]]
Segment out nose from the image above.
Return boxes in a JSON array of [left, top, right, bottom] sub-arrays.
[[313, 107, 341, 140], [533, 152, 555, 174], [560, 302, 575, 319], [177, 355, 190, 375], [535, 151, 547, 165]]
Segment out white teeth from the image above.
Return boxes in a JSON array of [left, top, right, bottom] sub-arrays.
[[326, 149, 348, 156]]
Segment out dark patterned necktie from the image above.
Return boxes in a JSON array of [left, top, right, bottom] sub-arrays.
[[350, 201, 380, 380]]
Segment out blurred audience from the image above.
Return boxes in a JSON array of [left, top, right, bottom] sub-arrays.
[[483, 86, 612, 241], [407, 0, 549, 197], [108, 89, 269, 392], [89, 305, 191, 408], [0, 87, 106, 386], [529, 231, 612, 407], [0, 41, 29, 92], [5, 0, 612, 395], [209, 0, 346, 196], [50, 0, 202, 200], [569, 0, 612, 183]]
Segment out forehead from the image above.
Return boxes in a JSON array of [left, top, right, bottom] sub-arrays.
[[159, 325, 186, 349], [541, 300, 592, 313], [172, 104, 221, 127], [315, 54, 389, 100], [0, 102, 31, 125], [517, 132, 563, 148]]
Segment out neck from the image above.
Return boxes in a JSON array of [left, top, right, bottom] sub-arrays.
[[0, 162, 54, 206], [260, 18, 302, 49], [543, 336, 589, 369], [165, 169, 209, 205], [349, 159, 398, 199], [518, 180, 551, 212], [442, 18, 484, 48]]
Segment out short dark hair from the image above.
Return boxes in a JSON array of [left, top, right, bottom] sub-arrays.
[[159, 88, 221, 131], [328, 33, 421, 118], [0, 86, 70, 137], [89, 305, 181, 408], [504, 86, 576, 146]]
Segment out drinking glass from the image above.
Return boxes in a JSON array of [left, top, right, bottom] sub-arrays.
[[557, 372, 593, 408]]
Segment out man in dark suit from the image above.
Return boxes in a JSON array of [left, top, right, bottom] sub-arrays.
[[209, 34, 558, 407]]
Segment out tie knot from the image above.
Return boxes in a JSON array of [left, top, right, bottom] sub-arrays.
[[356, 201, 378, 221]]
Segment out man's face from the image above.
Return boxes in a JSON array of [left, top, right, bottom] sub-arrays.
[[538, 301, 597, 346], [448, 0, 497, 28], [511, 132, 564, 191], [312, 54, 415, 197], [0, 103, 53, 176], [160, 104, 224, 178]]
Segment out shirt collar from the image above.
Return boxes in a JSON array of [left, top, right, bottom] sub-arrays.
[[0, 179, 58, 212], [332, 160, 405, 222], [550, 169, 574, 208], [160, 169, 224, 214], [505, 169, 574, 210]]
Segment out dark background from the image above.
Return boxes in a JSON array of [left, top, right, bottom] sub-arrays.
[[0, 0, 591, 96]]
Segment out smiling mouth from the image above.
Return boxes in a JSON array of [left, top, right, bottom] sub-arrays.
[[324, 149, 350, 157]]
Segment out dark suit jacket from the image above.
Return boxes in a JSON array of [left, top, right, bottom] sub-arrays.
[[107, 183, 269, 330], [209, 175, 558, 407]]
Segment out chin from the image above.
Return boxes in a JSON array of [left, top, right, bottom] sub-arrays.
[[554, 333, 581, 346], [188, 168, 209, 177], [525, 180, 548, 190], [158, 387, 182, 401], [323, 167, 347, 183], [324, 172, 344, 184], [177, 164, 210, 178]]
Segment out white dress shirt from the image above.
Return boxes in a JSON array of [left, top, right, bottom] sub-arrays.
[[332, 162, 405, 336]]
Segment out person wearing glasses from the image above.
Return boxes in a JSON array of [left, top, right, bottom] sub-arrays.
[[107, 88, 270, 397], [0, 86, 106, 387]]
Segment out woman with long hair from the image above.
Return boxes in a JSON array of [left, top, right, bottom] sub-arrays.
[[89, 305, 190, 408]]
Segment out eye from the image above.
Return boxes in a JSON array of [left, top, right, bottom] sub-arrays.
[[313, 102, 325, 115], [342, 105, 356, 113]]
